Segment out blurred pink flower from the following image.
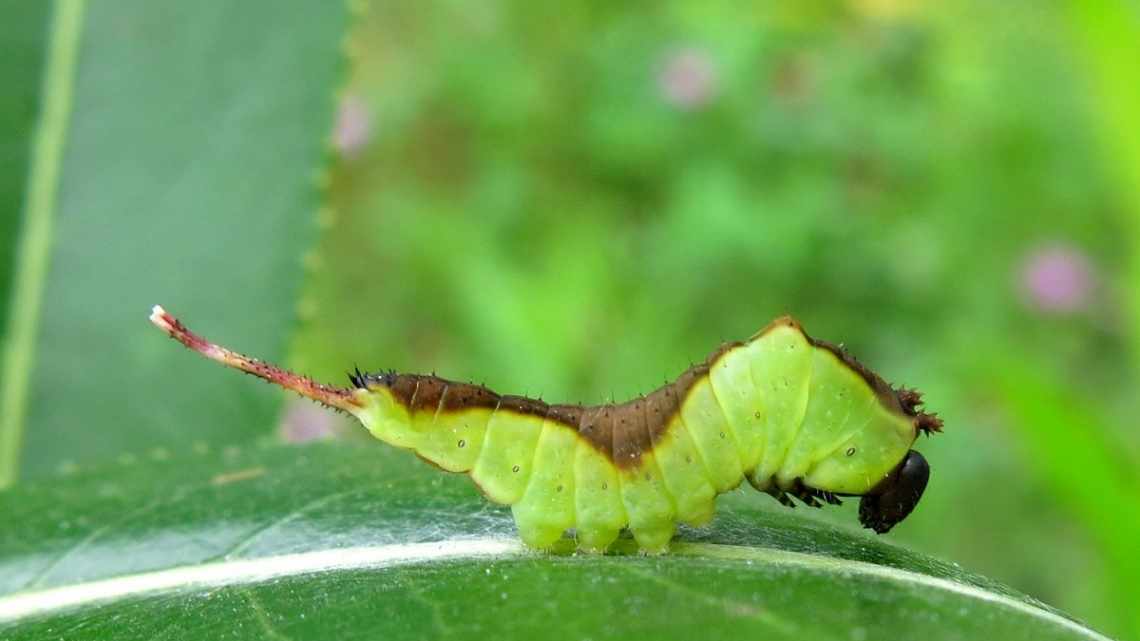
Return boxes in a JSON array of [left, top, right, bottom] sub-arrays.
[[278, 398, 339, 443], [1019, 244, 1095, 313], [658, 48, 718, 110], [334, 94, 372, 158]]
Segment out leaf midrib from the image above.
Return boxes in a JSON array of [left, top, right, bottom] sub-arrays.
[[0, 538, 1110, 641]]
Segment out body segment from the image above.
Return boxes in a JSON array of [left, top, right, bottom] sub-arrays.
[[151, 307, 941, 553]]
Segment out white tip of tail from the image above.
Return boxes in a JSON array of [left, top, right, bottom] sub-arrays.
[[148, 304, 364, 413], [149, 304, 172, 331]]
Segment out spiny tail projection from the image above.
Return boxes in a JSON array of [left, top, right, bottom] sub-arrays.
[[150, 305, 941, 553], [149, 306, 362, 413]]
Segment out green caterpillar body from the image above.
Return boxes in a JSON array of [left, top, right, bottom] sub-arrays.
[[151, 308, 941, 553]]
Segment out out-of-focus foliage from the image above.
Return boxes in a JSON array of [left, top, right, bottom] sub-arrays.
[[1064, 0, 1140, 356], [290, 1, 1140, 638]]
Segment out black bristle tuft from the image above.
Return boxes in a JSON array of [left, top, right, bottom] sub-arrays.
[[348, 366, 367, 389]]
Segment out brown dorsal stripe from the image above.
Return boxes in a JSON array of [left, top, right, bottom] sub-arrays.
[[358, 346, 738, 468], [358, 350, 734, 469], [610, 399, 641, 465], [584, 405, 612, 460], [357, 322, 927, 468]]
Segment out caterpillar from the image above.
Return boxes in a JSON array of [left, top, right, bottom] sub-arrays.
[[149, 305, 941, 553]]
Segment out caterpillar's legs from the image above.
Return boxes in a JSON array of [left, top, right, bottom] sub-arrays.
[[575, 525, 620, 553], [628, 522, 674, 554], [149, 305, 363, 414], [513, 518, 566, 550], [681, 500, 715, 527], [573, 441, 626, 553], [766, 487, 796, 508], [513, 522, 621, 553], [510, 421, 577, 550]]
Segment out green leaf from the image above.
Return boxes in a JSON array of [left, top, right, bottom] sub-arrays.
[[0, 0, 51, 330], [0, 442, 1112, 641], [0, 0, 348, 485]]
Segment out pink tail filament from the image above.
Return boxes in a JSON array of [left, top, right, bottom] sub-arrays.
[[149, 305, 362, 413]]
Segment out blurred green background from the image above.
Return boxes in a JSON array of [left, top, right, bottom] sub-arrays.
[[296, 2, 1140, 634], [2, 0, 1140, 634], [297, 1, 1140, 635]]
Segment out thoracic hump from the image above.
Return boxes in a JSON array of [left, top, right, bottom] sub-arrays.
[[752, 316, 941, 435]]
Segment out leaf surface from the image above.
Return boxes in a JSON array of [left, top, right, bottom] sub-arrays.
[[0, 442, 1112, 641]]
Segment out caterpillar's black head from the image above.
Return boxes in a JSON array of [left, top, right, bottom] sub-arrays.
[[858, 449, 930, 534]]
